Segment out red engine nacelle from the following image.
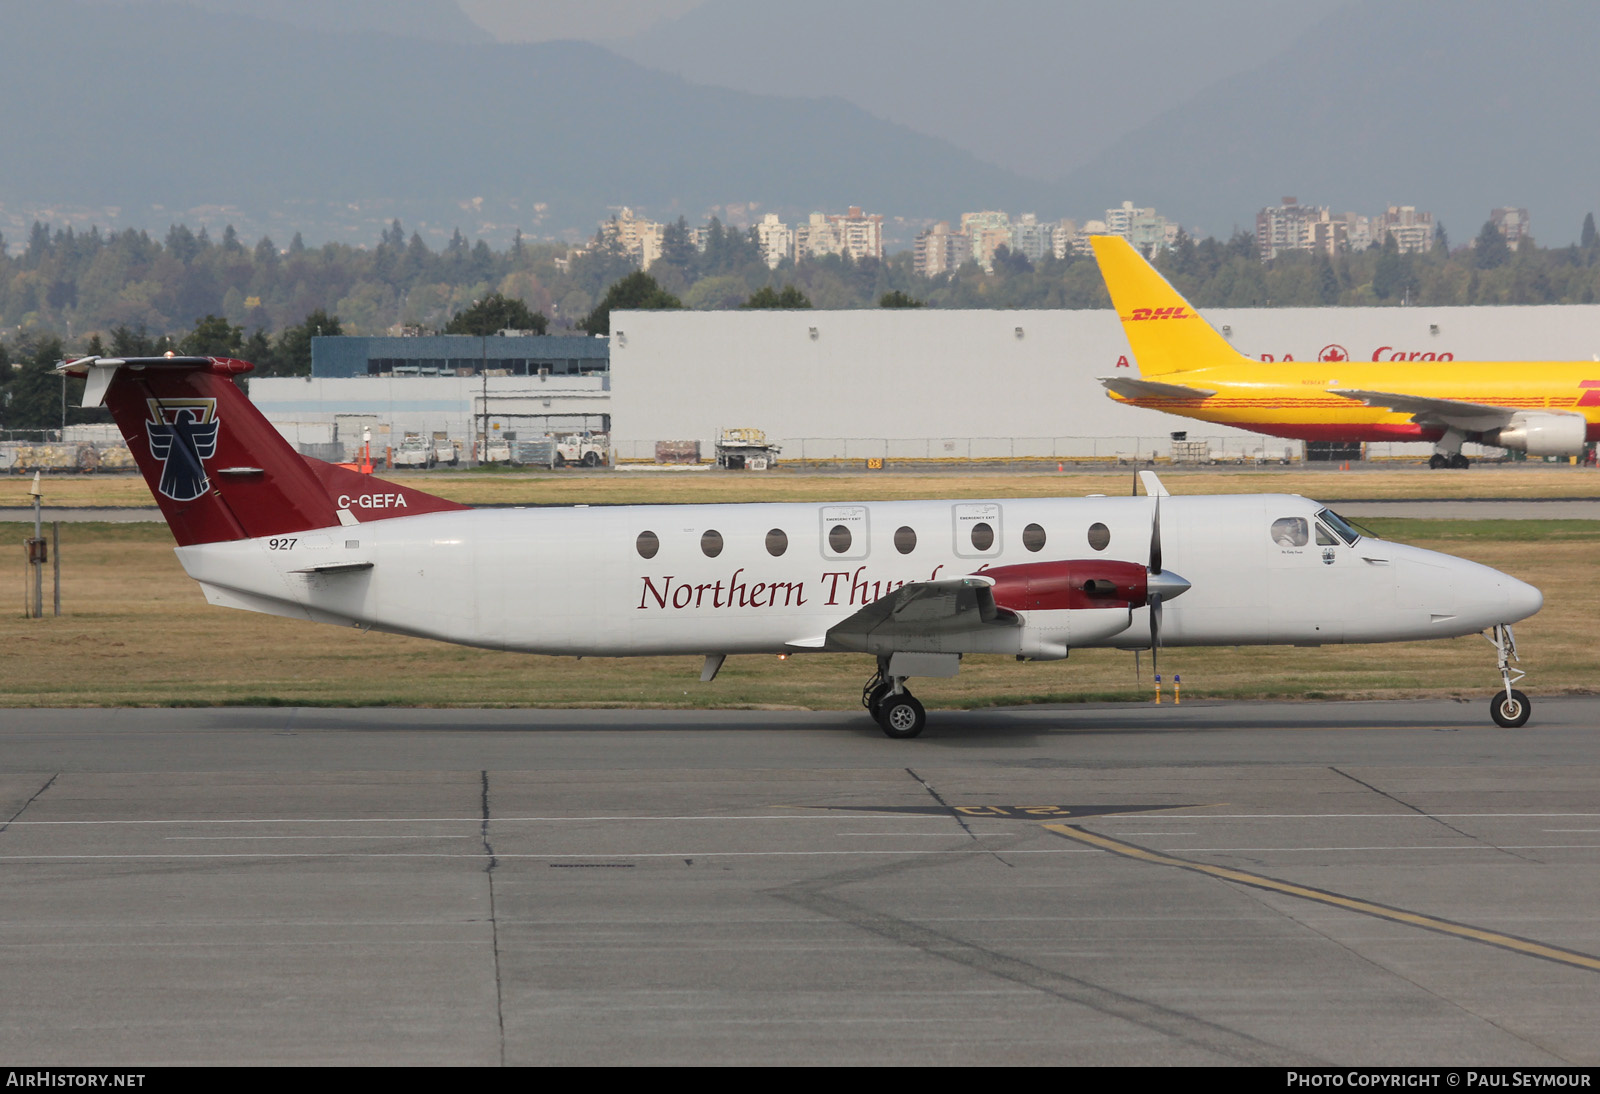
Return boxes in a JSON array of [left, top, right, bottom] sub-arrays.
[[983, 559, 1150, 613]]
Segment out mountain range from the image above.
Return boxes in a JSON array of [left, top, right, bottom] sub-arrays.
[[1, 0, 1595, 249]]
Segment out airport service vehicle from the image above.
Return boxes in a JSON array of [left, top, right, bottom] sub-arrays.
[[59, 353, 1544, 737], [432, 432, 459, 467], [553, 431, 607, 468], [392, 432, 433, 468], [479, 434, 513, 465], [1092, 235, 1600, 468], [715, 427, 780, 470]]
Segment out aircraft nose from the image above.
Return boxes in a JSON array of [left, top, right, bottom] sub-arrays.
[[1504, 575, 1543, 623]]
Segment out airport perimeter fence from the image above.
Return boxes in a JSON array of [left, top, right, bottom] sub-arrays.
[[615, 435, 1478, 465]]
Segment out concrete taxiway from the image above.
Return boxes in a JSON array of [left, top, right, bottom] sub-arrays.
[[1, 699, 1598, 1065]]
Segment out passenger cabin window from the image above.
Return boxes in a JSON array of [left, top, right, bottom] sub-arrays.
[[1271, 517, 1308, 548], [1087, 522, 1110, 551], [1022, 523, 1046, 552], [894, 526, 917, 554], [766, 528, 788, 556], [819, 505, 869, 559], [701, 530, 724, 558], [953, 503, 1002, 558], [636, 531, 660, 559]]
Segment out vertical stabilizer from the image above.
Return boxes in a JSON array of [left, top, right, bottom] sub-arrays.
[[60, 356, 467, 545], [1090, 235, 1246, 376]]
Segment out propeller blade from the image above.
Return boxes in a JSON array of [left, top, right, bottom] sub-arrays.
[[1149, 592, 1163, 675], [1149, 495, 1163, 576]]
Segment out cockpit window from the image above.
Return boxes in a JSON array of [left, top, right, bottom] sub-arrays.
[[1317, 508, 1361, 546], [1271, 517, 1308, 547], [1315, 523, 1338, 546]]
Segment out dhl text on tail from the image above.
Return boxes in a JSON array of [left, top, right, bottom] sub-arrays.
[[1091, 235, 1600, 469]]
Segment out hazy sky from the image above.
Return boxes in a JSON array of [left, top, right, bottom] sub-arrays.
[[458, 0, 703, 41], [456, 1, 1345, 182]]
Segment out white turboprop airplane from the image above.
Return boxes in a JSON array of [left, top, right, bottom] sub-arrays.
[[60, 354, 1544, 737]]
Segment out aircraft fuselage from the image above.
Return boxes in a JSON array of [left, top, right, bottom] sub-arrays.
[[173, 492, 1540, 656]]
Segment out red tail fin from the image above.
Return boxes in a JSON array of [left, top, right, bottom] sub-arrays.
[[61, 355, 468, 546]]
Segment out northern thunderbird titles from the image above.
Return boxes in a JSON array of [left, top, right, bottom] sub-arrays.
[[637, 565, 950, 611]]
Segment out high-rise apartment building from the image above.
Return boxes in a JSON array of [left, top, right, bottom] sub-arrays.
[[604, 207, 666, 269], [1377, 205, 1435, 254], [1010, 214, 1056, 263], [755, 214, 793, 268], [959, 211, 1012, 270], [914, 221, 971, 277], [796, 206, 884, 262], [1256, 197, 1344, 260], [1491, 207, 1531, 246]]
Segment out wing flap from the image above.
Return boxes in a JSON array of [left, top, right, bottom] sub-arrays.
[[1328, 388, 1517, 430], [826, 575, 1016, 653]]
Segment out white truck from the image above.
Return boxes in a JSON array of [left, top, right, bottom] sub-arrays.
[[553, 432, 608, 468], [478, 433, 513, 465], [393, 433, 433, 468], [432, 432, 459, 467]]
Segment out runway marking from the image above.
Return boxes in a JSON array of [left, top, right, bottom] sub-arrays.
[[0, 848, 1103, 861], [830, 804, 1194, 820], [1044, 824, 1600, 974], [164, 835, 479, 841], [1165, 845, 1600, 853], [7, 811, 1600, 826]]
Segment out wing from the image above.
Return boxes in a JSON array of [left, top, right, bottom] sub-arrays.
[[1328, 388, 1521, 431], [824, 576, 1017, 654], [1100, 376, 1216, 400]]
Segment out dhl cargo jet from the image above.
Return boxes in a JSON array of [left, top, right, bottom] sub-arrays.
[[1092, 235, 1600, 468], [58, 352, 1542, 736]]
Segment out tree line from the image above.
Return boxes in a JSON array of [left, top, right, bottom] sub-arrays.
[[5, 212, 1600, 430]]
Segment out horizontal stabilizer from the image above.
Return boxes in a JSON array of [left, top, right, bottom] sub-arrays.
[[1100, 376, 1216, 400]]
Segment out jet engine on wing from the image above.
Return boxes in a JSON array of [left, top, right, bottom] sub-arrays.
[[1486, 412, 1588, 457]]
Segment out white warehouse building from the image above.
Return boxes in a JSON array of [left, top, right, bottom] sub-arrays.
[[607, 305, 1600, 463]]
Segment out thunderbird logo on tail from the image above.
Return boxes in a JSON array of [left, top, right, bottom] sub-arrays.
[[146, 398, 219, 501]]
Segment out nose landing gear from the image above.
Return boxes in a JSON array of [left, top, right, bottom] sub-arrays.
[[1486, 623, 1531, 727]]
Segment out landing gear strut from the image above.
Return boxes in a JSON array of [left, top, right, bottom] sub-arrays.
[[1428, 431, 1471, 469], [863, 662, 926, 739], [1486, 623, 1531, 728]]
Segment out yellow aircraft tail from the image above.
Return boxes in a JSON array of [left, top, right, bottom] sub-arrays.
[[1090, 235, 1248, 376]]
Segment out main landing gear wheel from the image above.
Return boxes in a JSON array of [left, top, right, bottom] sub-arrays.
[[1428, 453, 1447, 469], [1449, 452, 1470, 469], [1490, 689, 1531, 728], [877, 692, 926, 739]]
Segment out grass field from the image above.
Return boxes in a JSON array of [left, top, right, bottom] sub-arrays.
[[0, 515, 1589, 711], [3, 462, 1600, 509]]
